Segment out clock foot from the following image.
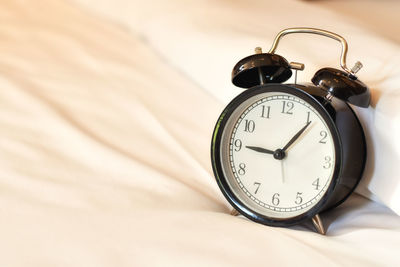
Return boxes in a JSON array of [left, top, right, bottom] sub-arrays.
[[311, 214, 326, 235], [230, 208, 239, 216]]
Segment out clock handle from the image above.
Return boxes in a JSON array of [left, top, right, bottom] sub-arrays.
[[268, 27, 361, 75]]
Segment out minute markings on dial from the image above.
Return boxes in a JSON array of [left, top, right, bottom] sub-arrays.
[[227, 93, 334, 214]]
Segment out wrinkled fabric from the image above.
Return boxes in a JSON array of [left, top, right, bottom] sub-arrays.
[[0, 0, 399, 266], [75, 0, 400, 215]]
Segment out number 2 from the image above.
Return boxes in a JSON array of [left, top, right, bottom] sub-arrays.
[[319, 131, 328, 144]]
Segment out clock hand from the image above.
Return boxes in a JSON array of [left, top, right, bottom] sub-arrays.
[[280, 160, 285, 183], [282, 121, 312, 152], [245, 146, 275, 155]]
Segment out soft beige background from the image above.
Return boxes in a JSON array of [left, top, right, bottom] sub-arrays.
[[0, 0, 399, 266], [315, 0, 400, 43], [73, 0, 400, 212]]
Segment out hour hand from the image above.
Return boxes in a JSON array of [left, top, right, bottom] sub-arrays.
[[246, 146, 275, 155]]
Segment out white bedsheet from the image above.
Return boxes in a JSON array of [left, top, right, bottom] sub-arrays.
[[0, 0, 399, 266], [74, 0, 400, 213]]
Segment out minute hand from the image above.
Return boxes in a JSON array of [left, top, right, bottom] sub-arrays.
[[282, 121, 312, 152]]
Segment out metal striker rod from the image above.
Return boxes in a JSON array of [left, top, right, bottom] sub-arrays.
[[255, 47, 267, 85], [258, 68, 266, 85]]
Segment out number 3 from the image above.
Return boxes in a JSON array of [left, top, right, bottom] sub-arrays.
[[323, 156, 332, 169]]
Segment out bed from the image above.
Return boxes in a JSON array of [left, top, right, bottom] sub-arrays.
[[1, 0, 399, 266]]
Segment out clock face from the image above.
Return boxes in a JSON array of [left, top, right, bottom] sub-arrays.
[[214, 86, 339, 222]]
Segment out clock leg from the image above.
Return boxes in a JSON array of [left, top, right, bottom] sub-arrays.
[[311, 214, 326, 235], [230, 208, 239, 216]]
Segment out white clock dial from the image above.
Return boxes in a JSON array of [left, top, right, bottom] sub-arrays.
[[220, 91, 336, 219]]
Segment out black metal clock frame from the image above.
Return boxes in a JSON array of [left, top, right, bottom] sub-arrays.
[[211, 84, 367, 227]]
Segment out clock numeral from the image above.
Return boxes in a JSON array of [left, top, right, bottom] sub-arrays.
[[244, 119, 255, 133], [306, 111, 311, 124], [261, 105, 271, 118], [295, 192, 303, 205], [234, 139, 242, 151], [281, 100, 294, 115], [323, 156, 332, 169], [254, 182, 261, 194], [272, 193, 280, 206], [312, 178, 320, 190], [238, 163, 246, 175], [319, 131, 328, 144]]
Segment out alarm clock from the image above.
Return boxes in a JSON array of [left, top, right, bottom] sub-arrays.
[[211, 28, 370, 234]]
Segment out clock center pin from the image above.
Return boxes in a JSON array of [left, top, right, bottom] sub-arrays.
[[273, 149, 286, 160]]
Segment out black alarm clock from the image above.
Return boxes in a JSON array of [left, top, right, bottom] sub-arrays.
[[211, 28, 370, 234]]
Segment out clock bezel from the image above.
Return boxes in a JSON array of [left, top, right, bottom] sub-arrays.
[[211, 84, 343, 227]]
